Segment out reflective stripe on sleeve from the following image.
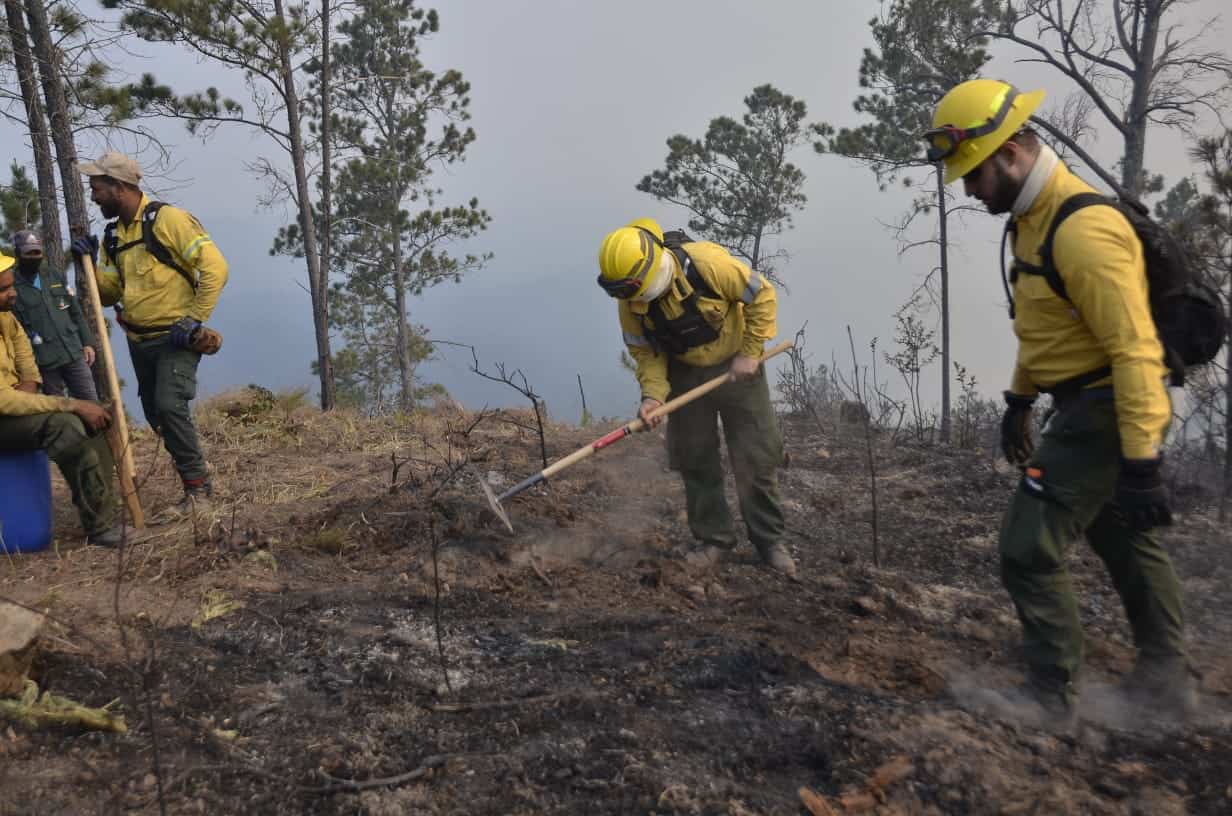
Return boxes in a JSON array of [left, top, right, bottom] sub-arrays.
[[741, 268, 763, 304], [182, 235, 213, 261], [623, 331, 651, 347]]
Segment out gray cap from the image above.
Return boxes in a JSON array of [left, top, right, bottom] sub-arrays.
[[78, 151, 143, 186], [12, 230, 43, 259]]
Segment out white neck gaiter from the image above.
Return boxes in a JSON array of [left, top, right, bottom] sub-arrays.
[[1011, 143, 1059, 217], [634, 252, 677, 303]]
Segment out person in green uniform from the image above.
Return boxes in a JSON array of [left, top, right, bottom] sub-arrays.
[[596, 218, 794, 578], [926, 79, 1189, 722], [10, 230, 99, 401], [70, 152, 229, 517]]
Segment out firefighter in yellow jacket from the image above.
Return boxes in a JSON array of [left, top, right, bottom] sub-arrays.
[[926, 79, 1187, 721], [0, 251, 121, 545], [71, 152, 229, 514], [597, 218, 794, 577]]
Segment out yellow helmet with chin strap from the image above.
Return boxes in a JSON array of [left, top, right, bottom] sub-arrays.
[[597, 217, 671, 300], [0, 252, 14, 275], [926, 79, 1046, 184]]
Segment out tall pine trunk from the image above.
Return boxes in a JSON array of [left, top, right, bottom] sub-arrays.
[[4, 0, 62, 272], [1223, 262, 1232, 523], [24, 0, 102, 384], [937, 164, 951, 443], [272, 0, 334, 409], [319, 0, 334, 396], [392, 220, 412, 412], [1121, 4, 1162, 199]]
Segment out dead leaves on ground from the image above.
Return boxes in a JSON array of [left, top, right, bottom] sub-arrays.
[[800, 754, 915, 814]]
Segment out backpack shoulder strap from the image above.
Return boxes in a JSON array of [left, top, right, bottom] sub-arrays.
[[1036, 192, 1111, 302], [102, 221, 120, 265], [141, 202, 198, 290], [1001, 220, 1018, 319], [675, 245, 720, 301], [101, 220, 141, 287]]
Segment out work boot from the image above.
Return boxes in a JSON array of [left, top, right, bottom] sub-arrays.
[[683, 544, 726, 572], [156, 481, 213, 524], [965, 668, 1077, 731], [757, 542, 797, 579], [1120, 657, 1196, 721], [86, 525, 124, 548]]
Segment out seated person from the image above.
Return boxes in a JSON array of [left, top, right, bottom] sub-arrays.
[[0, 252, 120, 546]]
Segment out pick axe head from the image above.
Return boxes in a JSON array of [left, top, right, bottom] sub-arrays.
[[480, 477, 514, 533]]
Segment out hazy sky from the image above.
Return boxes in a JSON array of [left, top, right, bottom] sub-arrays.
[[3, 0, 1228, 423]]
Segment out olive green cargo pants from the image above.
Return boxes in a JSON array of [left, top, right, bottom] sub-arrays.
[[999, 397, 1185, 682], [666, 357, 785, 555], [128, 336, 208, 483], [0, 412, 117, 535]]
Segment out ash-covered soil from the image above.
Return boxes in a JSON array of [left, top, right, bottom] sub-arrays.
[[2, 397, 1230, 815]]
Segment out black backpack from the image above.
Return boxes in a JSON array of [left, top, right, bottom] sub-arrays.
[[102, 201, 198, 291], [639, 229, 723, 355], [1005, 193, 1226, 388]]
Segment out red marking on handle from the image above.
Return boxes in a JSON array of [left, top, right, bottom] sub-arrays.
[[592, 427, 631, 451]]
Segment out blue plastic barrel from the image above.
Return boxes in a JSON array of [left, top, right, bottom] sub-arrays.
[[0, 450, 53, 554]]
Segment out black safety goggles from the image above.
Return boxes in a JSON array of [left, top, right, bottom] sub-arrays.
[[596, 227, 663, 300], [923, 88, 1019, 163], [597, 275, 641, 299]]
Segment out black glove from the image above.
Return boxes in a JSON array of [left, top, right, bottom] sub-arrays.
[[70, 235, 99, 264], [1000, 391, 1036, 465], [1117, 457, 1173, 531], [170, 316, 201, 349]]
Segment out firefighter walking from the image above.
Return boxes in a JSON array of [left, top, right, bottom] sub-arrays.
[[926, 79, 1189, 722]]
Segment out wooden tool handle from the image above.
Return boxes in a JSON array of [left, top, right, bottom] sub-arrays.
[[640, 338, 795, 425], [80, 255, 144, 528], [533, 339, 794, 484]]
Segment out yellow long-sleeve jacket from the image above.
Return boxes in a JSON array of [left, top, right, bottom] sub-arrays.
[[96, 195, 229, 340], [1008, 162, 1170, 459], [619, 241, 777, 403], [0, 312, 74, 416]]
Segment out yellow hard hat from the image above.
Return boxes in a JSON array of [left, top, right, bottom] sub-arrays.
[[0, 252, 14, 274], [597, 218, 667, 300], [926, 79, 1045, 183]]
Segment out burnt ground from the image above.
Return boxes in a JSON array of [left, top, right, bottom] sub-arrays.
[[2, 393, 1231, 815]]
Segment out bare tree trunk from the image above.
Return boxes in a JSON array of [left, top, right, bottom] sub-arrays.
[[389, 196, 411, 412], [1120, 8, 1160, 197], [937, 163, 951, 443], [392, 216, 412, 412], [24, 0, 103, 385], [377, 90, 413, 412], [4, 0, 63, 272], [24, 0, 88, 238], [319, 0, 334, 397], [273, 0, 334, 409], [1223, 273, 1232, 523]]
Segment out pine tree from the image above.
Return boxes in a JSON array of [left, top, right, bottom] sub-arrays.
[[324, 0, 490, 412], [0, 162, 41, 239], [816, 0, 990, 442], [107, 0, 339, 407], [637, 84, 812, 284]]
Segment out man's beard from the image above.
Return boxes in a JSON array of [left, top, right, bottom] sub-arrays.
[[17, 260, 40, 277], [983, 159, 1021, 215], [97, 200, 119, 219]]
